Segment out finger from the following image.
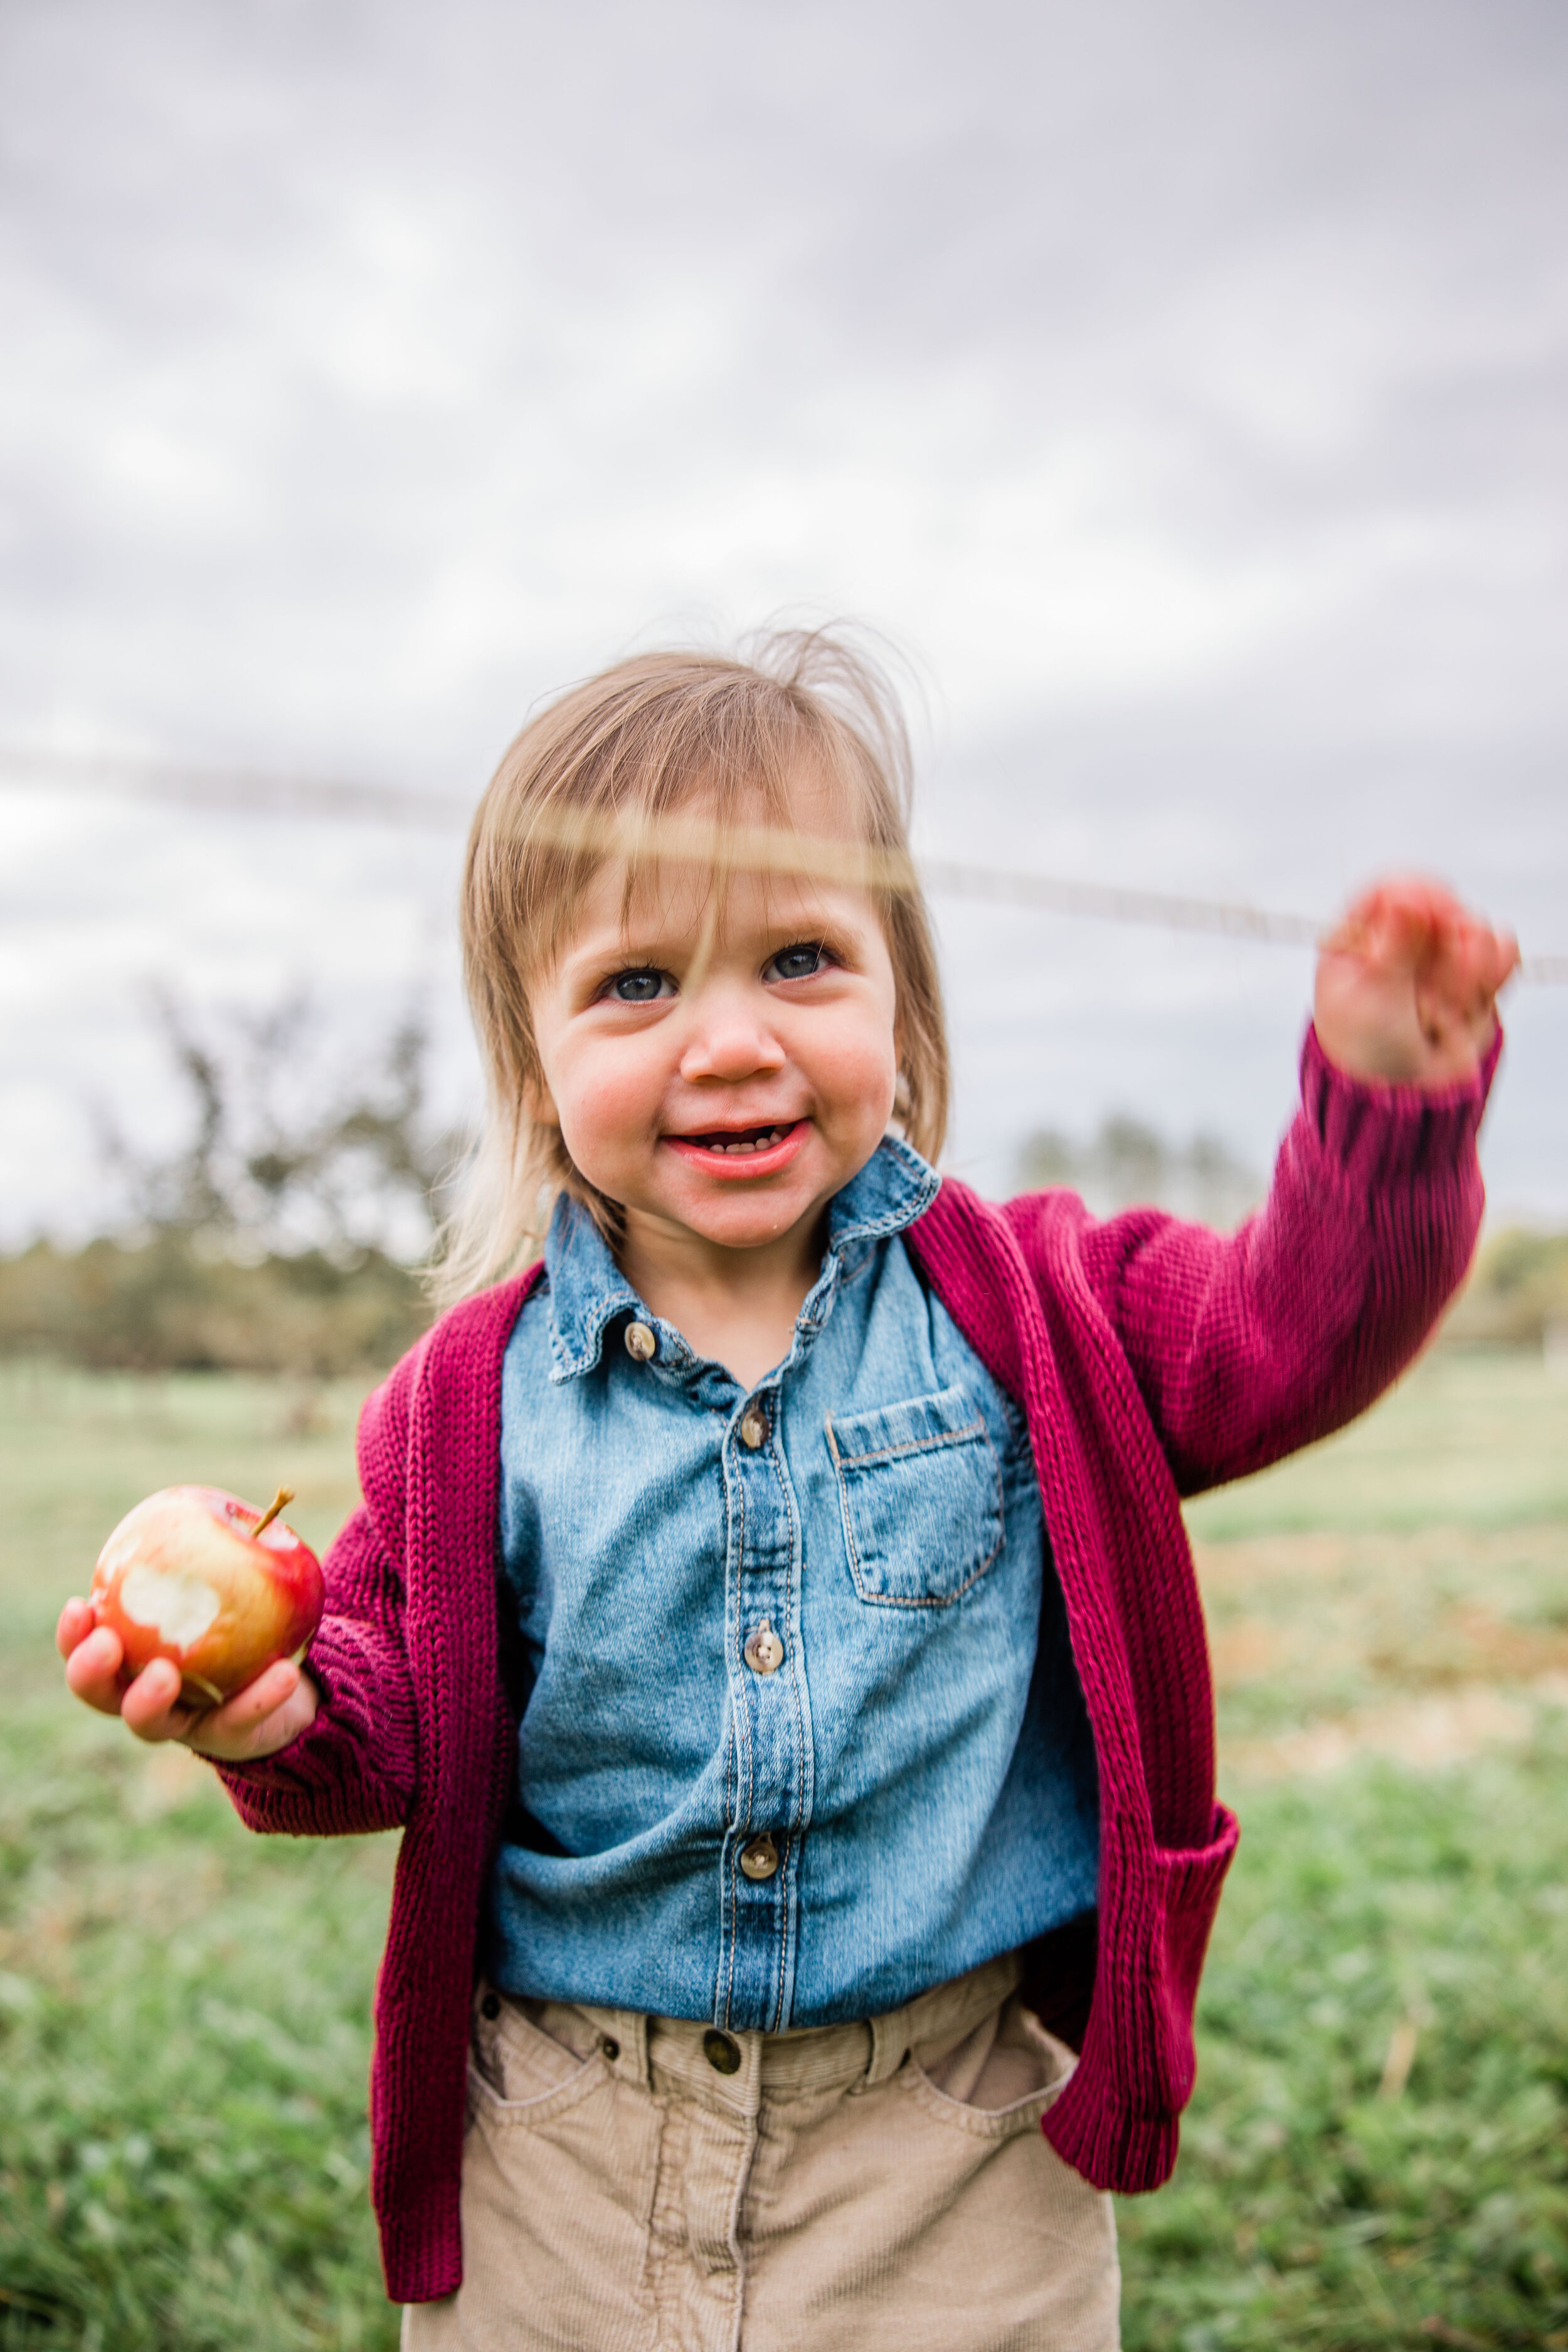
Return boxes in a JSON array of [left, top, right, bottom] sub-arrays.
[[1378, 874, 1463, 933], [1325, 882, 1427, 967], [119, 1656, 196, 1742], [1422, 919, 1486, 1023], [194, 1659, 300, 1741], [1329, 876, 1474, 970], [1424, 917, 1518, 1024], [56, 1596, 98, 1660], [183, 1663, 314, 1762], [63, 1623, 129, 1714], [1461, 924, 1505, 1018]]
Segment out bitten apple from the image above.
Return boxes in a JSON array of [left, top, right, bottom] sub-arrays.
[[91, 1485, 324, 1710]]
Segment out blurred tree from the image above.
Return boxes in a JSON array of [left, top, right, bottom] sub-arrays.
[[97, 986, 469, 1265], [1016, 1115, 1259, 1227], [0, 990, 470, 1374], [1441, 1227, 1568, 1352]]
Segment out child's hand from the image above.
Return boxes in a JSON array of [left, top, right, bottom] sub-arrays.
[[56, 1596, 320, 1762], [1313, 877, 1518, 1089]]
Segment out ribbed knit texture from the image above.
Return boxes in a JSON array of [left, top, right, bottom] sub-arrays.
[[218, 1025, 1496, 2301]]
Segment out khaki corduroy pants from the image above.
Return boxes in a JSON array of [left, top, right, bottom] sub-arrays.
[[401, 1952, 1120, 2351]]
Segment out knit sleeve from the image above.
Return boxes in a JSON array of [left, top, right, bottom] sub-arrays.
[[1070, 1025, 1498, 1496], [213, 1502, 418, 1836]]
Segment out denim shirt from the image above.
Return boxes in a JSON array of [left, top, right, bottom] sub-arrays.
[[485, 1139, 1099, 2032]]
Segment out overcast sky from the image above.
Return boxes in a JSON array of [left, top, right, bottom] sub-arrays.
[[3, 0, 1565, 1239]]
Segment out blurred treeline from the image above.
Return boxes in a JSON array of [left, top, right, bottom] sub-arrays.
[[1442, 1226, 1568, 1352], [1016, 1113, 1568, 1357], [0, 993, 457, 1376], [0, 1238, 426, 1377], [1017, 1113, 1261, 1229], [0, 1010, 1559, 1375]]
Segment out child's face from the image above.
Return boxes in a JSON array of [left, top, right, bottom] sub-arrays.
[[526, 795, 900, 1262]]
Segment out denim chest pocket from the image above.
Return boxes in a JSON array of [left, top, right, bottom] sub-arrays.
[[824, 1384, 1005, 1606]]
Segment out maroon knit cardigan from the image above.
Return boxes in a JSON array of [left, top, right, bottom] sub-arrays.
[[220, 1029, 1495, 2302]]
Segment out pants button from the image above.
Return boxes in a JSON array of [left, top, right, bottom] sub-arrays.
[[703, 2029, 742, 2075]]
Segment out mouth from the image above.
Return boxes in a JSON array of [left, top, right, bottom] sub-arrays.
[[677, 1121, 794, 1156], [665, 1119, 807, 1173]]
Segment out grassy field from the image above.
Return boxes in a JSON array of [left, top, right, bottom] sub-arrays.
[[0, 1369, 393, 2351], [1128, 1352, 1568, 2351], [1, 1353, 1566, 2348]]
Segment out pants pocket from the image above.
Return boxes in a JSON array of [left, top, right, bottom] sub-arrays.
[[908, 1994, 1077, 2133], [470, 1988, 603, 2117]]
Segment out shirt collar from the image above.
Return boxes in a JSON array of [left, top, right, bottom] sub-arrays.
[[543, 1135, 940, 1382]]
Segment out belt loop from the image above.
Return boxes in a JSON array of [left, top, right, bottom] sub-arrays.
[[864, 2008, 910, 2086], [737, 2029, 765, 2119], [621, 2009, 650, 2087]]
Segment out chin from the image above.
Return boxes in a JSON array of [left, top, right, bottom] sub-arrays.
[[691, 1201, 811, 1246]]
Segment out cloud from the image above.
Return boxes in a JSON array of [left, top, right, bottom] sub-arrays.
[[1, 0, 1564, 1232]]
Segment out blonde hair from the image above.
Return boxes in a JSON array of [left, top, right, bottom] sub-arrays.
[[433, 628, 949, 1301]]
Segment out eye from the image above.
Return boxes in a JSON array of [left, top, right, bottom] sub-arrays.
[[605, 967, 674, 1004], [765, 941, 829, 983]]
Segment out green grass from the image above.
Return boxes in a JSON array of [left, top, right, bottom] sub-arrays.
[[1, 1353, 1567, 2346], [1184, 1350, 1568, 1537], [0, 1368, 395, 2350], [1118, 1348, 1568, 2351], [1118, 1754, 1568, 2349], [0, 1708, 395, 2351]]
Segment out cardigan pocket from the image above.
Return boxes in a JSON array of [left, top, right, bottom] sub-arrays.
[[825, 1384, 1005, 1606], [1152, 1803, 1241, 2057]]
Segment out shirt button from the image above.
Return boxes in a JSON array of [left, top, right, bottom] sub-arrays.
[[703, 2028, 742, 2074], [739, 1407, 768, 1449], [625, 1320, 657, 1362], [743, 1620, 784, 1675], [739, 1833, 780, 1882]]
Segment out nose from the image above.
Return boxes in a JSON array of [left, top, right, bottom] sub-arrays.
[[677, 982, 786, 1086]]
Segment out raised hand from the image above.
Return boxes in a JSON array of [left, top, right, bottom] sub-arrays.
[[1313, 877, 1518, 1089]]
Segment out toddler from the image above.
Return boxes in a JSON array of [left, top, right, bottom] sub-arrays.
[[60, 633, 1514, 2351]]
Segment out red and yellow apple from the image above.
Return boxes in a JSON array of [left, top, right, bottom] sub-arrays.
[[91, 1485, 324, 1710]]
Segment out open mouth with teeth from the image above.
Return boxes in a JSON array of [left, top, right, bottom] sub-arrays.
[[671, 1120, 802, 1160]]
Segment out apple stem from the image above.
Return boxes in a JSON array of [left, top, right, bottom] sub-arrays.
[[252, 1485, 295, 1540]]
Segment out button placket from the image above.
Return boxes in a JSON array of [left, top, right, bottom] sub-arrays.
[[718, 1377, 806, 2033]]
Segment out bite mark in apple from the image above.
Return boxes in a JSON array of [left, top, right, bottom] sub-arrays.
[[117, 1562, 222, 1648]]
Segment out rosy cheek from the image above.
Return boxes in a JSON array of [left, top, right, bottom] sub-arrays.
[[812, 1020, 898, 1118], [562, 1054, 661, 1155]]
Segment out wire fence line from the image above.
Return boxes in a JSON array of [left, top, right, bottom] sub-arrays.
[[3, 744, 1564, 983]]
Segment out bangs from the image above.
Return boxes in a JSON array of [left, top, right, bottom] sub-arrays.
[[481, 664, 903, 978]]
